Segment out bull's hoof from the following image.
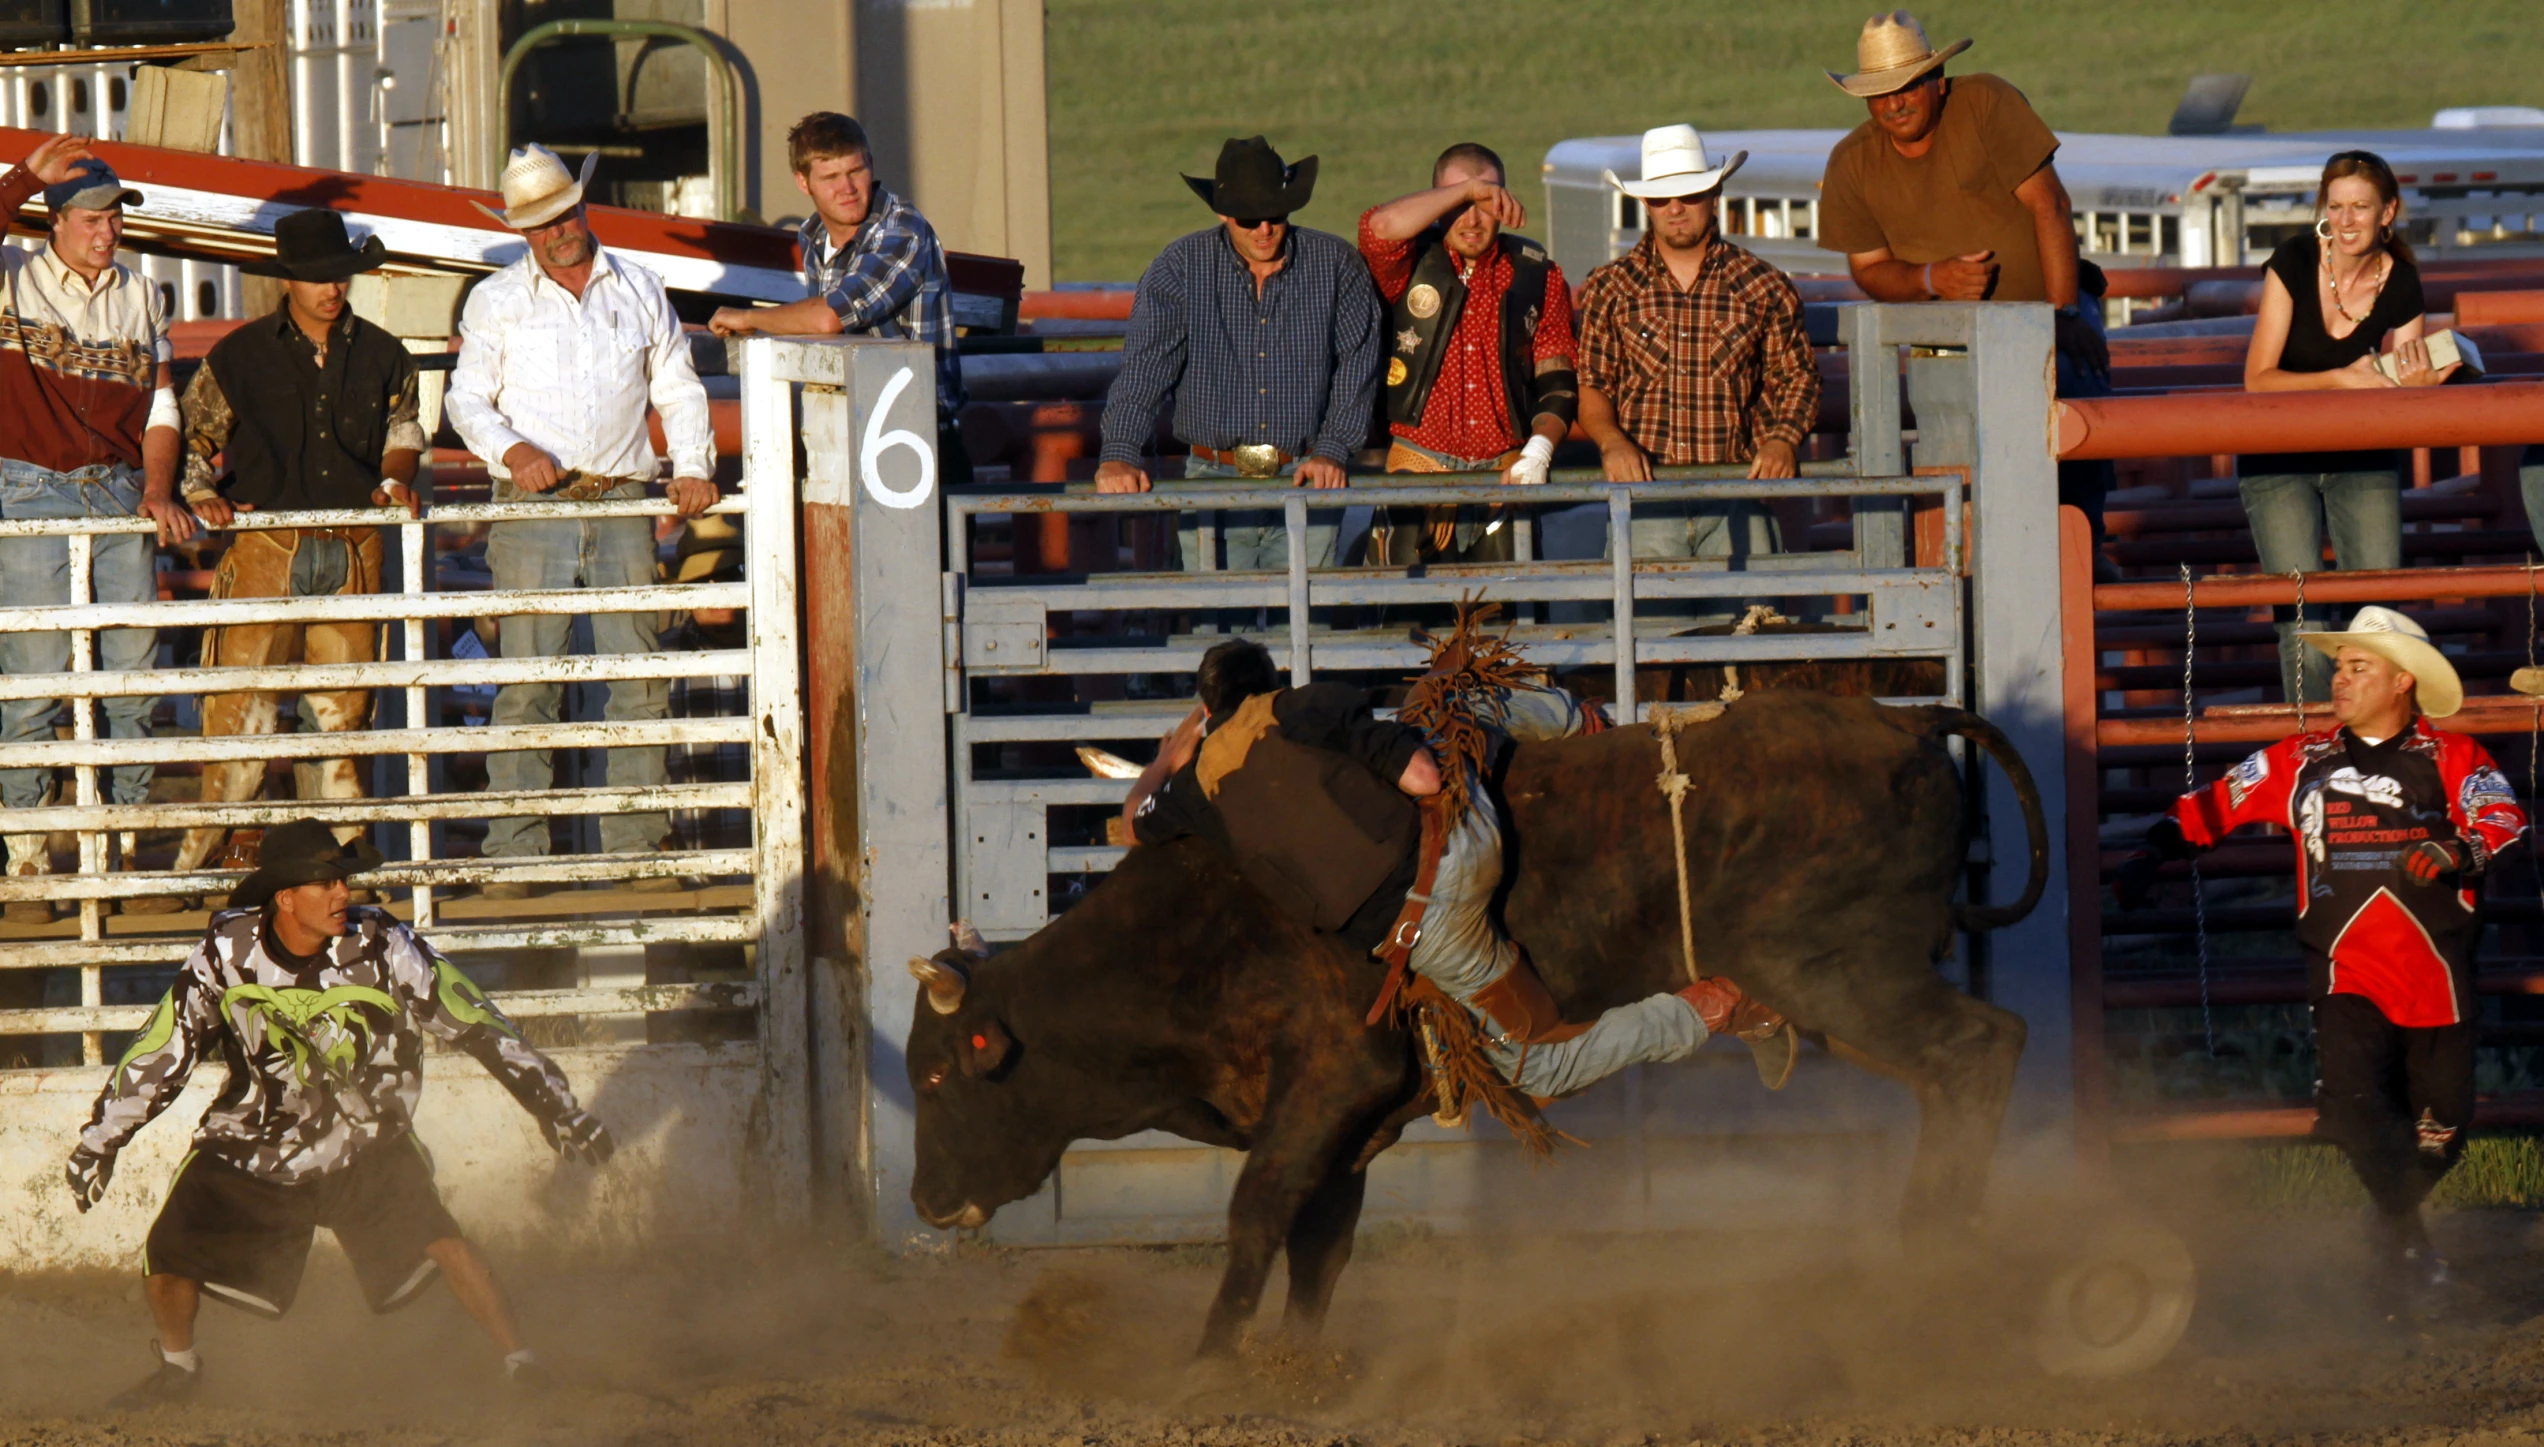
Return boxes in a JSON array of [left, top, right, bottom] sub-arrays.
[[1171, 1352, 1248, 1407], [2030, 1218, 2197, 1377]]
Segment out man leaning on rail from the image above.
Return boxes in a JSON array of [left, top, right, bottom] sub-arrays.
[[1574, 125, 1818, 596], [67, 819, 614, 1405], [166, 207, 428, 894], [1094, 136, 1384, 574], [444, 145, 718, 896], [1356, 141, 1580, 567], [0, 134, 199, 921], [2116, 609, 2527, 1321]]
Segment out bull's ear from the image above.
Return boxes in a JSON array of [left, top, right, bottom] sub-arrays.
[[959, 1017, 1013, 1078], [908, 955, 968, 1016]]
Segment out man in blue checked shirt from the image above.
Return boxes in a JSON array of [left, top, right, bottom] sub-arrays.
[[709, 112, 970, 484], [1094, 137, 1384, 572]]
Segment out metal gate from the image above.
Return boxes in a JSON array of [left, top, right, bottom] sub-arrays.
[[788, 306, 2073, 1249], [0, 464, 808, 1268]]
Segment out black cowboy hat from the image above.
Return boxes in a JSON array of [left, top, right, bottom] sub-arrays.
[[244, 207, 388, 282], [1181, 136, 1318, 218], [229, 818, 384, 913]]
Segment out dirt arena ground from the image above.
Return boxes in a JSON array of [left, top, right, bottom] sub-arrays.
[[5, 1194, 2544, 1447]]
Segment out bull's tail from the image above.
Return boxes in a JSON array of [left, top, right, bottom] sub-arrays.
[[1926, 707, 2049, 932]]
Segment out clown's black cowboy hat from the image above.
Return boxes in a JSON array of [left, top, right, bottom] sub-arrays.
[[244, 207, 388, 282], [229, 818, 384, 912], [1182, 136, 1318, 218]]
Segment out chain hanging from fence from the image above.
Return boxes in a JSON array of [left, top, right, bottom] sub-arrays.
[[2180, 563, 2216, 1059], [2525, 556, 2543, 907]]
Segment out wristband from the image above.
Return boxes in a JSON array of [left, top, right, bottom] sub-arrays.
[[1518, 435, 1556, 467]]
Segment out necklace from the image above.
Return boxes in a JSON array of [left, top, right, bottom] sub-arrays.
[[2321, 248, 2389, 327]]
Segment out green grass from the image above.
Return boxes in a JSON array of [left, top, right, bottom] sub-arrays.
[[1047, 0, 2544, 281], [2243, 1135, 2544, 1210]]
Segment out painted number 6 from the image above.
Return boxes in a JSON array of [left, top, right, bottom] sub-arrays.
[[861, 365, 936, 510]]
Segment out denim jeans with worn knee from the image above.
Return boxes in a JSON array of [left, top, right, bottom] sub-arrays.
[[481, 480, 670, 857], [1601, 497, 1783, 626], [0, 460, 158, 809], [2238, 470, 2400, 703], [1173, 456, 1341, 572]]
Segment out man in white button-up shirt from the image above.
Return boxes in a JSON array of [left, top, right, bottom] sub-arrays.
[[447, 146, 716, 891]]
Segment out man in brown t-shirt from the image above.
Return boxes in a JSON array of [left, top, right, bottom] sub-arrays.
[[1816, 14, 2114, 524]]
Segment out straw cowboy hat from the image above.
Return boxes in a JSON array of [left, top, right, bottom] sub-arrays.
[[1826, 11, 1971, 98], [1602, 124, 1746, 201], [1182, 136, 1318, 218], [2298, 605, 2464, 718], [470, 144, 599, 230]]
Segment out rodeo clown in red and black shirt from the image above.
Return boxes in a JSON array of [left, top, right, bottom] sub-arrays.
[[2120, 606, 2525, 1307]]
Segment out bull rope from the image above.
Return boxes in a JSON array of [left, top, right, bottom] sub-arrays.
[[1650, 702, 1725, 985]]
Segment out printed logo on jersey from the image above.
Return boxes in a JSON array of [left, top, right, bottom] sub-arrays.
[[2297, 785, 2329, 866], [223, 983, 397, 1088], [2461, 764, 2519, 819], [2323, 767, 2405, 810], [2225, 751, 2270, 808]]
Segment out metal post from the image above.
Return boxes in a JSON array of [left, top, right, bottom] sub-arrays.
[[1285, 492, 1309, 685], [402, 516, 432, 927], [1608, 488, 1635, 724], [69, 530, 99, 1064], [1844, 303, 1905, 568]]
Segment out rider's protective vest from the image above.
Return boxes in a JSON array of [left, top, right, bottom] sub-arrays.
[[1199, 692, 1419, 932]]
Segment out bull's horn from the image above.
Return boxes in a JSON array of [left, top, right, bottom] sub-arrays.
[[908, 955, 968, 1015], [1076, 745, 1142, 780], [949, 920, 990, 960]]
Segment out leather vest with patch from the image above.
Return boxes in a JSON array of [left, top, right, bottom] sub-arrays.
[[1384, 231, 1555, 434], [1199, 692, 1419, 932]]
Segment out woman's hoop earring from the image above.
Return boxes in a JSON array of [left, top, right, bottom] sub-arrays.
[[2315, 217, 2333, 241], [2381, 223, 2394, 243]]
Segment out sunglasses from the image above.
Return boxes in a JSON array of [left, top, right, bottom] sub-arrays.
[[1646, 193, 1716, 212], [1228, 214, 1290, 231]]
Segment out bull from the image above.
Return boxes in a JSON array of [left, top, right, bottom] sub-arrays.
[[904, 691, 2046, 1358]]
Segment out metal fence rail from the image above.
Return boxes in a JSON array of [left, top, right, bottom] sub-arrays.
[[0, 483, 798, 1070]]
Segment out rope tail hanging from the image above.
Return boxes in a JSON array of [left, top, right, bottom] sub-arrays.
[[1651, 703, 1725, 984], [2182, 563, 2216, 1059]]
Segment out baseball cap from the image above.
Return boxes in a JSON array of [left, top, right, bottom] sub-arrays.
[[44, 159, 141, 214]]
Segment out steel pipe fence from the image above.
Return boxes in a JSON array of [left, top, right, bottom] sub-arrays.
[[0, 485, 798, 1069], [943, 469, 1970, 942]]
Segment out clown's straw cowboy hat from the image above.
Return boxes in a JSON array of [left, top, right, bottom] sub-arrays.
[[2298, 606, 2464, 718], [1602, 124, 1746, 201], [470, 144, 599, 230], [1183, 136, 1318, 218], [228, 818, 384, 913], [1825, 10, 1971, 98]]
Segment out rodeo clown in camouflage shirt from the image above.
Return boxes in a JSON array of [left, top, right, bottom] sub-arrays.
[[65, 820, 614, 1407]]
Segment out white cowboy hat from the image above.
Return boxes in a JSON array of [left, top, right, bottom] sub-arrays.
[[2298, 605, 2464, 718], [470, 144, 600, 231], [1826, 11, 1972, 99], [1602, 124, 1747, 201]]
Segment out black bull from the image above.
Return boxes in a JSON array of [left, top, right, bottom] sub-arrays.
[[904, 693, 2048, 1357]]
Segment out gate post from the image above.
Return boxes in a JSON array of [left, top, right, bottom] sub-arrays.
[[748, 336, 951, 1242]]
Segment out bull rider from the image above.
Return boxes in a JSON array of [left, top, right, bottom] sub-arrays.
[[2117, 608, 2526, 1316], [1122, 639, 1786, 1107], [65, 819, 615, 1405]]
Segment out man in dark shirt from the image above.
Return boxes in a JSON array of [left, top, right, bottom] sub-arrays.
[[2118, 608, 2526, 1315], [1125, 641, 1777, 1101], [170, 208, 425, 882], [1095, 137, 1383, 573]]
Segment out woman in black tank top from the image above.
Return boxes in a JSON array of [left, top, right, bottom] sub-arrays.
[[2238, 150, 2460, 705]]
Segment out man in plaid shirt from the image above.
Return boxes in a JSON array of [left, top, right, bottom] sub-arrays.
[[1576, 125, 1819, 566], [709, 112, 968, 483]]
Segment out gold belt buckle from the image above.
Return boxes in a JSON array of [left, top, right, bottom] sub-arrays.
[[1230, 443, 1283, 479]]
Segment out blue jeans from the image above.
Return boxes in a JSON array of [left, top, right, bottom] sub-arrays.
[[2238, 470, 2401, 704], [1405, 685, 1705, 1098], [0, 460, 157, 810], [1173, 456, 1340, 572], [481, 481, 670, 857], [1603, 498, 1782, 626], [2518, 459, 2544, 553]]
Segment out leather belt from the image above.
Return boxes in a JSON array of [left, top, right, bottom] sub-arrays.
[[550, 470, 650, 501], [1366, 796, 1449, 1026], [1189, 443, 1294, 479]]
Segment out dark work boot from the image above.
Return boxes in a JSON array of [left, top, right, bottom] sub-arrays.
[[108, 1345, 201, 1409]]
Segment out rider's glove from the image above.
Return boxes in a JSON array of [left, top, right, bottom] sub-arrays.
[[540, 1109, 616, 1166], [66, 1146, 114, 1213], [1503, 434, 1555, 487], [2404, 838, 2466, 883]]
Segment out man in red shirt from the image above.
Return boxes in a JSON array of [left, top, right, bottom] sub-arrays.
[[2119, 608, 2526, 1313], [1358, 142, 1578, 565]]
